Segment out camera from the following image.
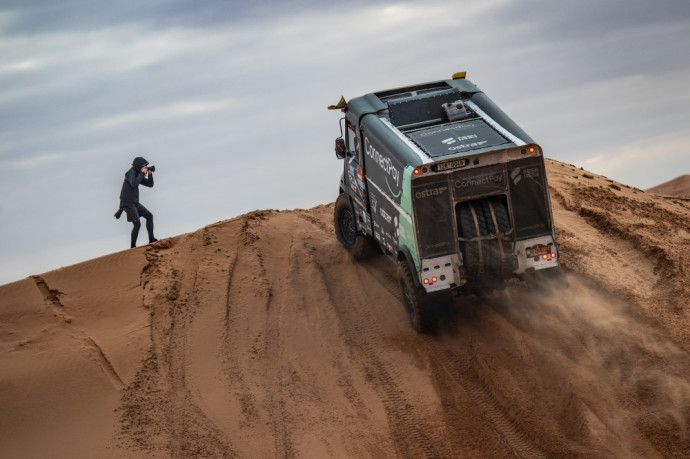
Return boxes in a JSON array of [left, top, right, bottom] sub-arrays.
[[147, 165, 156, 172]]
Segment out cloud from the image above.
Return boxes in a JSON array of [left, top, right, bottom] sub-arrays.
[[581, 138, 690, 189], [91, 99, 236, 130], [504, 67, 690, 187], [0, 152, 65, 169]]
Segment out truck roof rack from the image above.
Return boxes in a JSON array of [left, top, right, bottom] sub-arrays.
[[375, 81, 452, 101], [388, 88, 465, 129]]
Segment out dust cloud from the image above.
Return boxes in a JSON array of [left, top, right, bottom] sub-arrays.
[[454, 274, 690, 456]]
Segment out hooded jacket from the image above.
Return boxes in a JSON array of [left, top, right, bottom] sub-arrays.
[[119, 156, 154, 207]]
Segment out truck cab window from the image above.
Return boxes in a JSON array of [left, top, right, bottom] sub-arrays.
[[346, 123, 359, 161]]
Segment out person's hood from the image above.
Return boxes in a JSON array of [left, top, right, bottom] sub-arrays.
[[132, 156, 149, 171]]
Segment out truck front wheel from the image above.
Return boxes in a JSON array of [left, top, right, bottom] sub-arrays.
[[398, 260, 433, 333], [334, 193, 379, 259]]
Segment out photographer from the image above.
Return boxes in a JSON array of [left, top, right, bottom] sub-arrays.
[[117, 156, 158, 248]]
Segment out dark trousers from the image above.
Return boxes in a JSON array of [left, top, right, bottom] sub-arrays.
[[124, 204, 155, 248]]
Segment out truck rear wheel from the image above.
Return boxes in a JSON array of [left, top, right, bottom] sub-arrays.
[[398, 260, 433, 333], [334, 193, 379, 259]]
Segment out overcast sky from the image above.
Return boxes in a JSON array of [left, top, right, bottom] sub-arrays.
[[1, 0, 689, 285]]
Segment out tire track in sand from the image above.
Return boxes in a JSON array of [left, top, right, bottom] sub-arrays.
[[426, 337, 546, 458], [161, 235, 236, 458], [360, 262, 545, 458], [221, 212, 296, 457], [119, 235, 236, 457], [310, 249, 450, 458], [245, 213, 296, 458]]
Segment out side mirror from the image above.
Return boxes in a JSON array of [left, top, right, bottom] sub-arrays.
[[335, 138, 346, 159]]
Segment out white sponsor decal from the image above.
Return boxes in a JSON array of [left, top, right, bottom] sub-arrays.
[[415, 186, 448, 199], [364, 137, 400, 188], [511, 167, 540, 185], [510, 167, 521, 185], [524, 167, 540, 179], [380, 207, 393, 224], [448, 140, 488, 151], [365, 178, 413, 226]]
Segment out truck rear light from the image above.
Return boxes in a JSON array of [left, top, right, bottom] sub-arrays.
[[431, 276, 437, 283], [423, 278, 429, 284], [542, 254, 548, 260], [529, 146, 535, 153], [413, 168, 420, 175], [551, 252, 556, 259]]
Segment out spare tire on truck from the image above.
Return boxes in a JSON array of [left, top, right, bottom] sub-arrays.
[[457, 195, 513, 282], [478, 195, 513, 279], [457, 200, 488, 278], [334, 193, 380, 259]]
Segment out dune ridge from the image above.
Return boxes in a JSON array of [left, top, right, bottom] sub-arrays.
[[646, 174, 690, 197], [1, 159, 689, 457]]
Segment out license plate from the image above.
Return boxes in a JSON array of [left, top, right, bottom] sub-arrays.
[[434, 159, 467, 172], [526, 244, 551, 258]]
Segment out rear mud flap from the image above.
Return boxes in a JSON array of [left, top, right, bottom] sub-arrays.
[[422, 289, 455, 321]]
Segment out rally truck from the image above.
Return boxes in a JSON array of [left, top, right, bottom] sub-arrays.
[[331, 72, 566, 332]]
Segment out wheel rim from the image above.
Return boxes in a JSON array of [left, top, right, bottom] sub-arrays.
[[339, 208, 357, 247]]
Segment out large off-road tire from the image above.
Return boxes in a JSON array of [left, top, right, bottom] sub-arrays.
[[334, 193, 380, 259], [478, 196, 512, 277], [398, 260, 433, 333], [458, 201, 488, 278], [458, 196, 513, 279], [483, 195, 511, 234]]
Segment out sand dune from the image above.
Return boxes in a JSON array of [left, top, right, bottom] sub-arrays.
[[647, 174, 690, 197], [1, 159, 689, 457]]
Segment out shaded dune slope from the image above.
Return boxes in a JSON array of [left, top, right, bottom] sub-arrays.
[[1, 159, 689, 458], [646, 174, 690, 197]]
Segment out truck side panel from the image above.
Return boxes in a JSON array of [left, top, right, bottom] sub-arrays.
[[366, 179, 400, 256], [359, 116, 417, 264]]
